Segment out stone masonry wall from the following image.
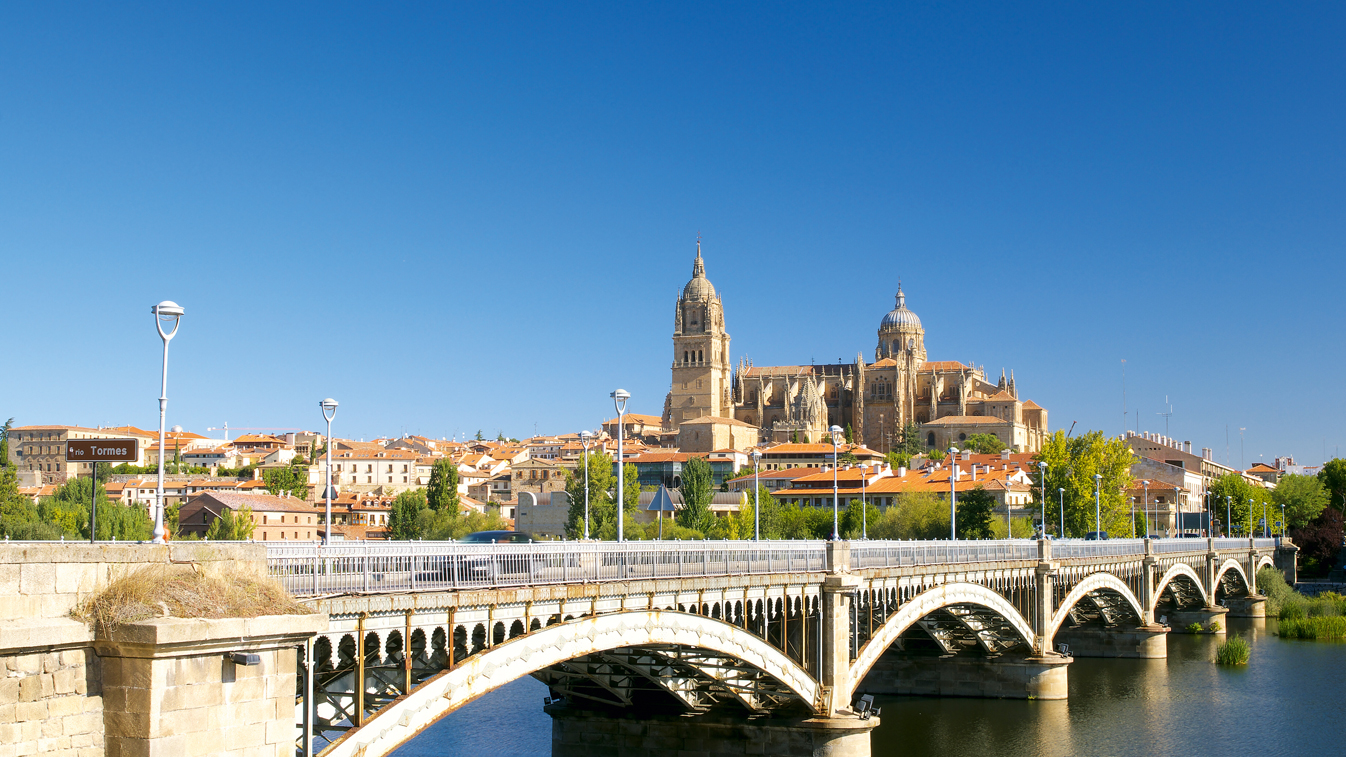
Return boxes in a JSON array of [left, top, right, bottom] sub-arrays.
[[0, 647, 104, 757]]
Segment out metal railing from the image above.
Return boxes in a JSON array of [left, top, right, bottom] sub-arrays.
[[851, 540, 1038, 569], [268, 540, 828, 596], [264, 536, 1285, 596]]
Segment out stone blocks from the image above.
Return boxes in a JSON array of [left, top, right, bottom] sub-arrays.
[[857, 650, 1071, 700]]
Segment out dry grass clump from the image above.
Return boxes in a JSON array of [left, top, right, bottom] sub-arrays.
[[73, 563, 309, 635]]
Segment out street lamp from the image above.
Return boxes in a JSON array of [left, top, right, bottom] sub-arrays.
[[948, 446, 960, 540], [1130, 497, 1136, 538], [829, 425, 843, 540], [580, 430, 594, 539], [1248, 497, 1254, 539], [751, 449, 762, 541], [151, 301, 183, 544], [319, 398, 338, 545], [861, 462, 868, 540], [1058, 487, 1065, 538], [611, 389, 630, 542], [1093, 473, 1102, 536], [1141, 480, 1149, 538], [1281, 503, 1286, 537], [1225, 495, 1231, 537], [1037, 461, 1047, 539]]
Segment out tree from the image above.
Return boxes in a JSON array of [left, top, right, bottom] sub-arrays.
[[1208, 474, 1271, 535], [1290, 507, 1344, 578], [962, 434, 1006, 455], [475, 430, 484, 441], [1033, 430, 1133, 537], [0, 418, 12, 468], [388, 489, 429, 540], [956, 487, 997, 539], [426, 459, 460, 513], [885, 451, 911, 470], [677, 456, 714, 532], [563, 450, 614, 539], [1317, 459, 1346, 514], [897, 422, 923, 456], [205, 505, 255, 541], [868, 492, 949, 540], [496, 432, 508, 442], [844, 425, 854, 444], [264, 465, 310, 500], [1271, 474, 1329, 531]]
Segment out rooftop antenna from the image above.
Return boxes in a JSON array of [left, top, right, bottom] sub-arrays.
[[1156, 396, 1173, 438]]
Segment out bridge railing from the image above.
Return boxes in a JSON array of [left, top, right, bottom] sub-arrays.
[[1052, 539, 1145, 558], [851, 540, 1039, 569], [268, 540, 829, 596], [1152, 538, 1208, 554]]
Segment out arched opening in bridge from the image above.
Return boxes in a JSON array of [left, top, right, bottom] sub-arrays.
[[1154, 573, 1206, 621]]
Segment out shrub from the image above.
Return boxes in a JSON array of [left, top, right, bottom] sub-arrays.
[[1214, 635, 1250, 665], [1279, 616, 1346, 641], [1206, 620, 1221, 632], [1185, 622, 1204, 634]]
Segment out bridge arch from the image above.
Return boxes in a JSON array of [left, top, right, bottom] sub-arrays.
[[1152, 563, 1208, 614], [1256, 554, 1275, 573], [320, 610, 819, 757], [848, 582, 1036, 699], [1215, 559, 1251, 598], [1047, 572, 1146, 644]]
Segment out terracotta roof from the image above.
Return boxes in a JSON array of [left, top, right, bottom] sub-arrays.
[[922, 415, 1014, 426], [985, 391, 1017, 401], [602, 413, 664, 426], [187, 491, 316, 514], [725, 467, 827, 484], [233, 434, 285, 444], [870, 358, 898, 367], [1021, 400, 1043, 410], [919, 361, 970, 372], [1247, 463, 1277, 472]]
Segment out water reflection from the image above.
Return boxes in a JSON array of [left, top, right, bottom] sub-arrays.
[[398, 620, 1346, 756]]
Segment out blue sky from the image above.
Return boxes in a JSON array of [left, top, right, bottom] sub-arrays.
[[2, 3, 1342, 467]]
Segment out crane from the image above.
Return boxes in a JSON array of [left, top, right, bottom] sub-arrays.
[[205, 423, 302, 441]]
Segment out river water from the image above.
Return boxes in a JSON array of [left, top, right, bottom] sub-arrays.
[[393, 618, 1346, 756]]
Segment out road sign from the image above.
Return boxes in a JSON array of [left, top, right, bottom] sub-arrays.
[[66, 439, 138, 462]]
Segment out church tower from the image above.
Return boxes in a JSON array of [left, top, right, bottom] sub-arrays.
[[875, 286, 927, 363], [667, 242, 732, 431]]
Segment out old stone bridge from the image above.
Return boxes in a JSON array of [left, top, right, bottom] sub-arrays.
[[267, 536, 1288, 757]]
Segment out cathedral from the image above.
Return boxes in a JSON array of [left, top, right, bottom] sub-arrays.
[[662, 244, 1049, 454]]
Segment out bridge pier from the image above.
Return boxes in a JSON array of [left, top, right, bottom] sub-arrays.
[[1054, 624, 1168, 658], [1167, 606, 1228, 632], [547, 704, 877, 757], [1225, 595, 1267, 618], [856, 650, 1070, 700]]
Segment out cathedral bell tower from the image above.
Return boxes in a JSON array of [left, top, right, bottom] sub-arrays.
[[667, 242, 732, 431]]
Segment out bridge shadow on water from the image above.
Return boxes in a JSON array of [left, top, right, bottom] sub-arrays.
[[389, 619, 1346, 757]]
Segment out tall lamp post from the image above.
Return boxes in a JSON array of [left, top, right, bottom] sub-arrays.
[[751, 449, 762, 541], [1093, 473, 1103, 536], [1225, 496, 1231, 537], [1281, 503, 1286, 537], [1248, 497, 1254, 538], [1130, 497, 1136, 538], [1058, 487, 1065, 538], [611, 389, 630, 542], [861, 463, 868, 540], [150, 301, 183, 544], [579, 430, 593, 539], [1037, 462, 1047, 539], [319, 399, 338, 544], [1141, 480, 1149, 538], [829, 425, 843, 540], [949, 446, 960, 540]]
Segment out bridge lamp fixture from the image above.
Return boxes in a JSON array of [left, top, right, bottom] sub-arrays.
[[611, 389, 630, 542], [1141, 480, 1149, 537], [1092, 473, 1102, 536], [1248, 497, 1254, 538], [1037, 461, 1047, 539], [1059, 487, 1065, 538], [1226, 496, 1231, 537], [151, 300, 184, 544], [580, 430, 594, 540], [1130, 497, 1136, 538], [319, 398, 338, 544], [751, 449, 762, 541], [948, 446, 959, 540], [829, 425, 843, 540]]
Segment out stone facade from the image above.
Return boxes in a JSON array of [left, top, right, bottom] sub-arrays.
[[0, 645, 104, 757], [666, 242, 734, 432]]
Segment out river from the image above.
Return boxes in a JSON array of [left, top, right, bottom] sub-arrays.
[[393, 618, 1346, 756]]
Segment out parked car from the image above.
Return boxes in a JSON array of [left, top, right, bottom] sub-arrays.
[[460, 531, 535, 544], [1084, 531, 1109, 541], [452, 531, 538, 583]]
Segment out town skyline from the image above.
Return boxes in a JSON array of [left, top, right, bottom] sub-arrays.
[[3, 4, 1343, 466]]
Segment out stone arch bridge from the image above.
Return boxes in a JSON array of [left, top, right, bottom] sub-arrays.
[[268, 537, 1287, 757]]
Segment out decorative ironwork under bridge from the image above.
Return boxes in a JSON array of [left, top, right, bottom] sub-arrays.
[[269, 537, 1287, 757]]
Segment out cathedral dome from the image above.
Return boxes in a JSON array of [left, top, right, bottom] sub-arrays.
[[682, 244, 718, 302], [880, 288, 921, 330]]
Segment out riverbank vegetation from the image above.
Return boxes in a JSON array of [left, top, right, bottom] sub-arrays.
[[1257, 566, 1346, 640]]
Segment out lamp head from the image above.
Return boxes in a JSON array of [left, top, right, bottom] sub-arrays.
[[151, 300, 184, 340], [948, 446, 959, 455], [320, 398, 338, 422], [579, 430, 593, 442], [1038, 461, 1047, 470], [1059, 487, 1065, 494], [152, 300, 184, 318], [611, 388, 630, 413], [751, 449, 761, 463]]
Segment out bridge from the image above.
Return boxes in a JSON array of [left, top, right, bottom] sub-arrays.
[[270, 536, 1288, 757]]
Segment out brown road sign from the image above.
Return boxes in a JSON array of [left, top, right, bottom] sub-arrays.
[[66, 439, 139, 462]]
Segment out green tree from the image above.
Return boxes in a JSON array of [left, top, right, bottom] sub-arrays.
[[1316, 459, 1346, 513], [475, 430, 484, 441], [1208, 474, 1273, 535], [0, 418, 12, 468], [844, 425, 854, 444], [264, 465, 310, 499], [677, 457, 714, 532], [956, 487, 997, 539], [204, 505, 255, 540], [563, 450, 614, 539], [426, 459, 460, 513], [897, 422, 923, 456], [869, 492, 949, 540], [388, 489, 429, 540], [885, 451, 911, 470], [1033, 430, 1133, 537], [1271, 474, 1329, 531], [840, 498, 882, 539], [962, 434, 1006, 455]]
